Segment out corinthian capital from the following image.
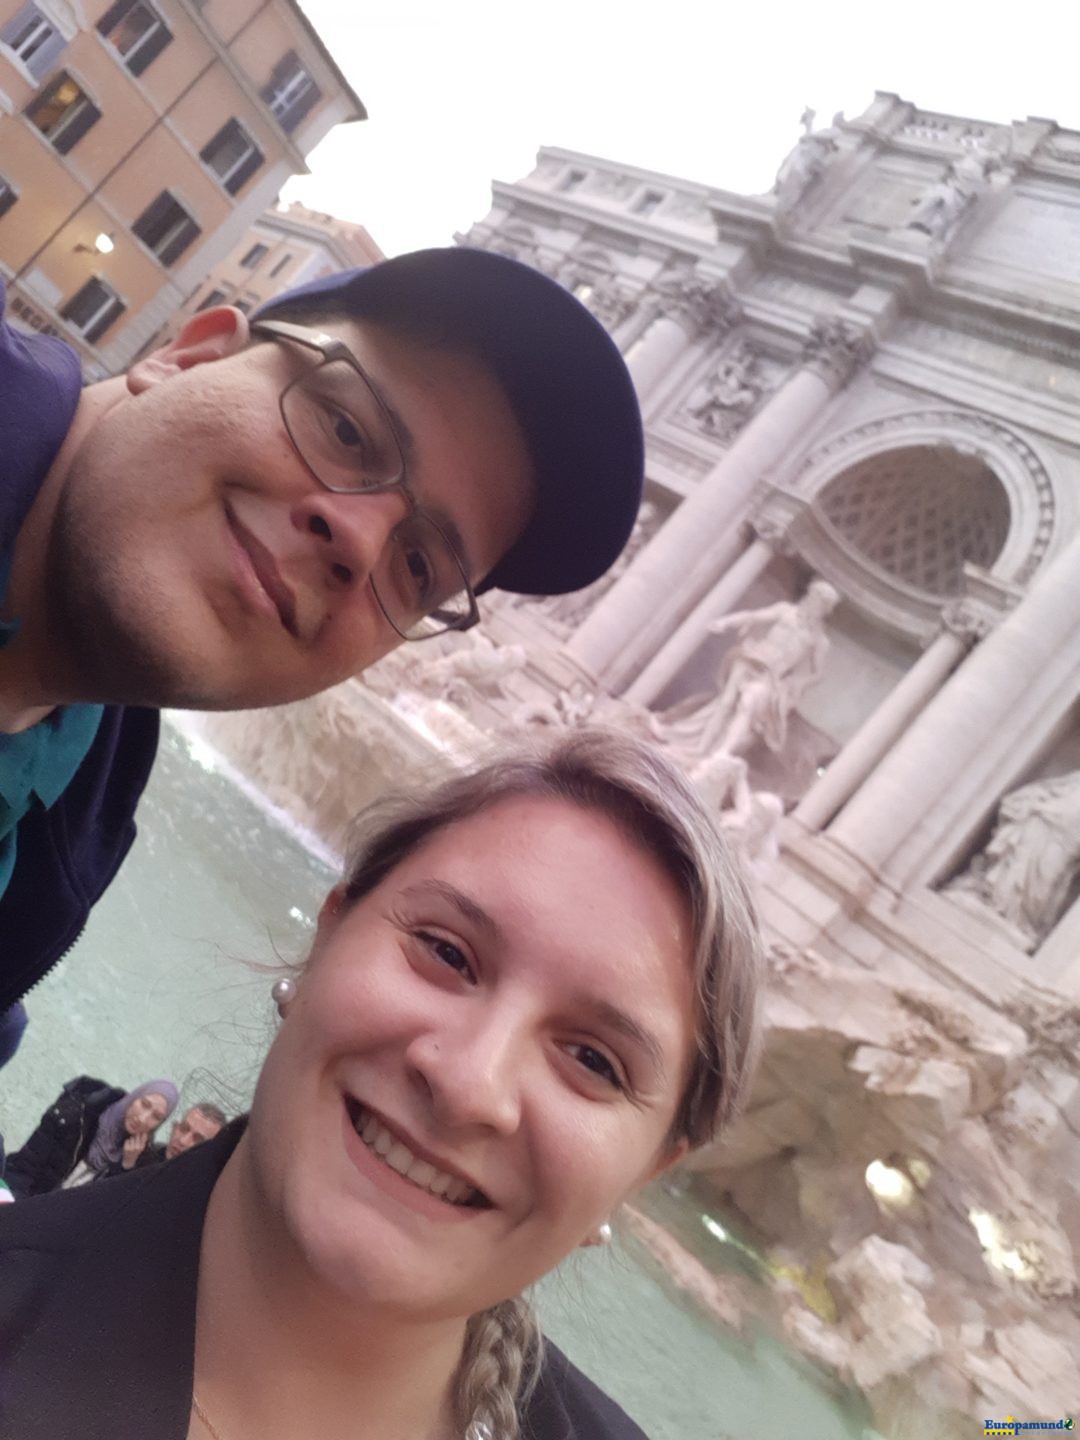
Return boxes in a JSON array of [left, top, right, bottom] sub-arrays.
[[650, 270, 742, 338], [801, 316, 875, 388], [940, 598, 995, 643]]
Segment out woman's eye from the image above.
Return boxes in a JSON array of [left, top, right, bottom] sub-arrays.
[[567, 1043, 625, 1092], [417, 931, 475, 983]]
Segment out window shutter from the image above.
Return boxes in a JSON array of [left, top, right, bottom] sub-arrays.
[[96, 0, 136, 35], [279, 79, 320, 135], [159, 216, 199, 266], [127, 19, 172, 76], [225, 144, 264, 195], [132, 189, 173, 243], [26, 27, 67, 79], [53, 96, 101, 154], [198, 122, 227, 164], [259, 53, 292, 102], [85, 297, 125, 344]]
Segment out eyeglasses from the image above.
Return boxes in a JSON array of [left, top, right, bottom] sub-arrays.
[[251, 318, 480, 642]]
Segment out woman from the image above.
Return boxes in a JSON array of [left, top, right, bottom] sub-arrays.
[[4, 1076, 177, 1197], [0, 732, 762, 1439]]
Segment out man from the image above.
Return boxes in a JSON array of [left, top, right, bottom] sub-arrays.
[[153, 1102, 227, 1166], [0, 247, 644, 1021]]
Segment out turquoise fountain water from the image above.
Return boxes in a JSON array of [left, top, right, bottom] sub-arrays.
[[1, 723, 870, 1440]]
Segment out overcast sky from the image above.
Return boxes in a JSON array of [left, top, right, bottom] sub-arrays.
[[283, 1, 1080, 259]]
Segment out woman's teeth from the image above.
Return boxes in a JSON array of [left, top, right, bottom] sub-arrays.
[[353, 1107, 484, 1207]]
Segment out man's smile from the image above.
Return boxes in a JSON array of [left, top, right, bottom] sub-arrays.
[[224, 504, 299, 638]]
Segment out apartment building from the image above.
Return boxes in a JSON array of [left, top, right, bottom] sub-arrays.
[[171, 196, 382, 332], [0, 0, 366, 376]]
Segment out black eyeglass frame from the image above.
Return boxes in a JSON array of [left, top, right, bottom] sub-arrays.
[[250, 317, 480, 641]]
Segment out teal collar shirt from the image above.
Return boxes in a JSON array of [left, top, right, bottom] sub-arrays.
[[0, 551, 103, 899]]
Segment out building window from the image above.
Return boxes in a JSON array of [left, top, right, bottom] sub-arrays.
[[61, 276, 125, 344], [1, 3, 67, 78], [97, 0, 173, 77], [632, 189, 664, 217], [240, 241, 269, 268], [196, 287, 226, 311], [132, 190, 200, 265], [268, 251, 292, 278], [0, 178, 18, 219], [25, 71, 102, 154], [558, 168, 586, 194], [200, 119, 264, 196], [261, 51, 321, 134]]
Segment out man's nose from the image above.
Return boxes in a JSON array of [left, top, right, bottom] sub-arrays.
[[295, 487, 411, 590], [407, 1012, 524, 1138]]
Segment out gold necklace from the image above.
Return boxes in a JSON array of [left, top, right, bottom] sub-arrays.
[[191, 1392, 226, 1440]]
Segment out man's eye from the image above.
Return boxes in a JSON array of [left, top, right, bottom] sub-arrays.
[[329, 409, 367, 452], [403, 545, 435, 599], [567, 1043, 625, 1092]]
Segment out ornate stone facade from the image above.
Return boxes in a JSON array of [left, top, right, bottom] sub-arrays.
[[197, 95, 1080, 1438]]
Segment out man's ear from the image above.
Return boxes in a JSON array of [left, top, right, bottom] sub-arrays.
[[127, 305, 251, 394]]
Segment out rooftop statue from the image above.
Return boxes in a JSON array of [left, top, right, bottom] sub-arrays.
[[906, 145, 1000, 243], [772, 108, 842, 212]]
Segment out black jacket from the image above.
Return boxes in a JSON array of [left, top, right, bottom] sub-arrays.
[[3, 1074, 124, 1198], [0, 1120, 649, 1439], [0, 279, 160, 1014]]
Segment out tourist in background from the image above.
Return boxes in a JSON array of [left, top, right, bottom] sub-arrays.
[[150, 1102, 228, 1166], [5, 1077, 177, 1197], [0, 732, 762, 1439]]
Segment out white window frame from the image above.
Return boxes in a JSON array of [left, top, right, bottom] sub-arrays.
[[6, 10, 54, 63], [106, 1, 167, 67], [267, 61, 311, 120], [63, 276, 124, 340], [204, 122, 258, 188]]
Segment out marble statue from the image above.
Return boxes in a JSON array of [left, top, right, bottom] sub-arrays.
[[772, 108, 842, 212], [947, 769, 1080, 947], [906, 146, 1000, 243], [422, 635, 526, 707], [723, 789, 784, 876], [649, 580, 839, 763], [688, 342, 764, 440], [363, 634, 525, 710], [692, 748, 753, 817]]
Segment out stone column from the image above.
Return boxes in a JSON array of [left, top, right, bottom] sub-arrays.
[[1038, 893, 1080, 995], [566, 317, 875, 694], [624, 271, 740, 400], [827, 527, 1080, 876], [625, 536, 775, 706], [792, 604, 985, 832]]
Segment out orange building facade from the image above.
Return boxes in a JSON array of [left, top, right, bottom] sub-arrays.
[[168, 197, 382, 333], [0, 0, 365, 376]]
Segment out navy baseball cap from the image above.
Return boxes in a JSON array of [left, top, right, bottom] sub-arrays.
[[253, 247, 645, 596]]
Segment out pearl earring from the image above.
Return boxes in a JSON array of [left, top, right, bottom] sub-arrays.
[[584, 1221, 613, 1248], [271, 977, 296, 1018]]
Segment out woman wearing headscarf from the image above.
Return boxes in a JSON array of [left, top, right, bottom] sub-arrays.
[[5, 1078, 177, 1197], [1, 732, 762, 1438]]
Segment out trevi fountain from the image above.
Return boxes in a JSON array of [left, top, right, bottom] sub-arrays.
[[11, 94, 1080, 1438]]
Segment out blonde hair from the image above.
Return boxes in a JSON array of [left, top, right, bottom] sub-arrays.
[[338, 729, 763, 1437]]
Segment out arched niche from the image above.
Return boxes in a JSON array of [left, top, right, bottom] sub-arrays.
[[760, 409, 1057, 645]]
